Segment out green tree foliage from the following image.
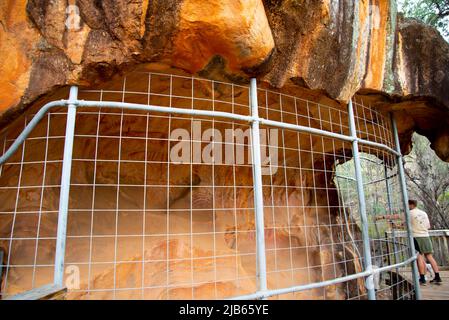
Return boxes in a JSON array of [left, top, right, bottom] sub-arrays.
[[335, 134, 449, 234], [399, 0, 449, 39]]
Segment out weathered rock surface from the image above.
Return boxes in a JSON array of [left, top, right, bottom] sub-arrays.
[[0, 0, 447, 300], [0, 1, 448, 157], [0, 74, 367, 299]]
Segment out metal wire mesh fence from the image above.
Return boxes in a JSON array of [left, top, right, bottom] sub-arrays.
[[336, 148, 414, 300], [0, 72, 420, 300], [0, 110, 66, 295]]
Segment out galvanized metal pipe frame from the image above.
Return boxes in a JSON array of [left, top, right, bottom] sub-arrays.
[[0, 101, 399, 166], [249, 78, 268, 296], [0, 81, 418, 300], [391, 114, 422, 300], [335, 173, 398, 186], [384, 161, 401, 286], [0, 100, 68, 165], [384, 164, 393, 214], [348, 100, 376, 300], [384, 162, 400, 271], [54, 86, 78, 286], [0, 248, 4, 285], [230, 254, 418, 300]]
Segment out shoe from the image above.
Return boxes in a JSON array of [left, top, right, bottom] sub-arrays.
[[430, 278, 442, 285], [419, 279, 427, 286]]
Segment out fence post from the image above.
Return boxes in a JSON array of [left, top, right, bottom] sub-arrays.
[[249, 78, 268, 297], [0, 249, 3, 284], [347, 100, 376, 300], [384, 163, 399, 269], [443, 232, 449, 266], [390, 113, 422, 300], [383, 164, 396, 265], [54, 86, 78, 286], [384, 163, 393, 215]]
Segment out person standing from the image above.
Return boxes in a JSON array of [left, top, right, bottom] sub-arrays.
[[408, 200, 442, 285], [375, 200, 442, 285]]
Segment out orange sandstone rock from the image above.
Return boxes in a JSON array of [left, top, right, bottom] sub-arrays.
[[0, 0, 448, 300]]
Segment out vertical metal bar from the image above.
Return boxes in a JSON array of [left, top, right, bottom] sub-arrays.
[[442, 233, 449, 267], [54, 86, 78, 286], [443, 234, 449, 267], [385, 165, 400, 268], [390, 113, 422, 300], [249, 78, 268, 296], [0, 249, 4, 283], [384, 163, 393, 215], [391, 227, 399, 265], [348, 100, 376, 300], [385, 231, 392, 266]]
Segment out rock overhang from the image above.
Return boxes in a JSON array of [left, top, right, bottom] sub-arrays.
[[0, 0, 448, 158], [2, 0, 445, 299]]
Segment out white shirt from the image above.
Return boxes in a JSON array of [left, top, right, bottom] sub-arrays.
[[410, 208, 431, 237]]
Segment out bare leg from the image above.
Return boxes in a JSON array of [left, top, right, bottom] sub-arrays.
[[424, 253, 440, 274], [417, 254, 426, 275]]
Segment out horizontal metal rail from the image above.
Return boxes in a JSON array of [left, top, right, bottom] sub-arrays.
[[0, 77, 420, 302], [229, 254, 418, 300], [386, 230, 449, 238], [335, 173, 399, 185], [335, 174, 357, 182], [359, 155, 383, 165], [4, 283, 66, 300], [0, 100, 67, 166], [0, 87, 418, 300], [357, 139, 399, 157], [364, 173, 399, 186], [0, 99, 399, 166], [258, 118, 354, 143]]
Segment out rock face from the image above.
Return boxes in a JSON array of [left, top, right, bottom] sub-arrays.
[[0, 74, 367, 299], [0, 0, 448, 300], [0, 0, 448, 156]]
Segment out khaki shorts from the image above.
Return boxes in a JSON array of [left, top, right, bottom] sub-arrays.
[[414, 237, 434, 254]]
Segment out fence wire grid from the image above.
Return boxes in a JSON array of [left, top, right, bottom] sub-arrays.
[[0, 72, 419, 300]]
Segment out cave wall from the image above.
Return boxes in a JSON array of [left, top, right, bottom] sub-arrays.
[[0, 1, 448, 158], [0, 0, 448, 300], [0, 72, 375, 299]]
